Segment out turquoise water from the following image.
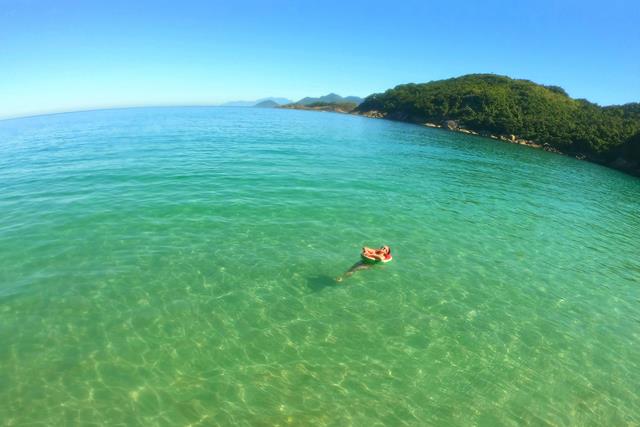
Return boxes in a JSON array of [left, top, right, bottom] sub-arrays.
[[1, 107, 639, 426]]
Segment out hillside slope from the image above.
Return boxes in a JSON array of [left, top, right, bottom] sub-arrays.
[[254, 100, 279, 108], [294, 93, 363, 106]]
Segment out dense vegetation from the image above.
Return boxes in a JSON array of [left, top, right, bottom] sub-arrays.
[[356, 74, 640, 173]]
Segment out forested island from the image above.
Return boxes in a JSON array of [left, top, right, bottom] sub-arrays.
[[354, 74, 640, 175]]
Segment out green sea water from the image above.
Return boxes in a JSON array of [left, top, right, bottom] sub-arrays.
[[1, 107, 639, 426]]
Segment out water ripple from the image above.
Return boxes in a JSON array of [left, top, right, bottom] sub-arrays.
[[0, 107, 639, 425]]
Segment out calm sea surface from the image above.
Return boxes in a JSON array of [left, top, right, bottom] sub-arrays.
[[1, 107, 639, 426]]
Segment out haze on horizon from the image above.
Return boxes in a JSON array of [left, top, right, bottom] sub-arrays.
[[1, 0, 639, 119]]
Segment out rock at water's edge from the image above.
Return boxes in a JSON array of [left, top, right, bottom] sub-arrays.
[[443, 120, 459, 130]]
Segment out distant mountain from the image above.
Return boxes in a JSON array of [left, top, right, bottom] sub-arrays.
[[257, 97, 292, 105], [254, 100, 279, 108], [292, 93, 364, 106], [220, 97, 292, 107]]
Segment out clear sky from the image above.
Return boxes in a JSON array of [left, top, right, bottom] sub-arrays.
[[1, 0, 639, 118]]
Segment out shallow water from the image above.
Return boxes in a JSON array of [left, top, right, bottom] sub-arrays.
[[1, 107, 639, 426]]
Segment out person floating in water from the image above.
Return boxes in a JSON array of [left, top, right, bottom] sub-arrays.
[[361, 245, 391, 262], [336, 245, 392, 282]]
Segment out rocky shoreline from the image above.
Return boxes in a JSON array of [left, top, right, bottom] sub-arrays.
[[352, 110, 566, 153], [352, 110, 639, 176]]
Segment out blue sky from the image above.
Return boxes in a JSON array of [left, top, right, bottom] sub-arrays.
[[1, 0, 639, 118]]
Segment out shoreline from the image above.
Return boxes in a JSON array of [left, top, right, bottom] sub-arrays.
[[349, 110, 640, 177], [279, 104, 356, 114]]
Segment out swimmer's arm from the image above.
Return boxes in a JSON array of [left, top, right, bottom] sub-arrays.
[[363, 252, 384, 260]]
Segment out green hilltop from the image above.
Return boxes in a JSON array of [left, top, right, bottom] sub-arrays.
[[254, 100, 279, 108], [293, 93, 363, 106], [355, 74, 640, 174]]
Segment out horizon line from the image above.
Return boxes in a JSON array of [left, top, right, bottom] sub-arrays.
[[0, 104, 276, 122]]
